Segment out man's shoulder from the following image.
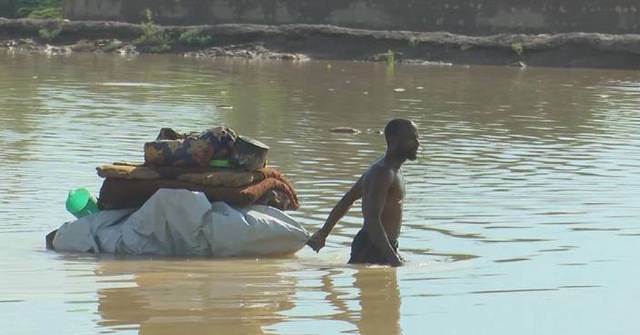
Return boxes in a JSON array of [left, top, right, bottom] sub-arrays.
[[364, 163, 395, 183]]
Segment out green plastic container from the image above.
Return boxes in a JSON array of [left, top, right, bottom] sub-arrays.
[[66, 188, 99, 218]]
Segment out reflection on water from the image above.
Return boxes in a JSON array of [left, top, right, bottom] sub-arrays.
[[96, 259, 297, 334], [90, 258, 401, 335], [354, 269, 401, 335], [1, 52, 640, 334]]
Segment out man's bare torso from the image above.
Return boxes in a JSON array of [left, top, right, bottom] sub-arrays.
[[361, 160, 405, 241]]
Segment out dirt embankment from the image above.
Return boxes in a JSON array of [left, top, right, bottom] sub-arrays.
[[2, 18, 640, 69]]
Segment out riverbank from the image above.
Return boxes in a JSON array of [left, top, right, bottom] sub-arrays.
[[2, 18, 640, 68]]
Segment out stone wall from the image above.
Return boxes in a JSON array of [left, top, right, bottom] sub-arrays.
[[63, 0, 640, 35]]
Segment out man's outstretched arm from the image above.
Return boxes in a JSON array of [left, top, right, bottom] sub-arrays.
[[362, 169, 403, 267], [307, 176, 363, 252]]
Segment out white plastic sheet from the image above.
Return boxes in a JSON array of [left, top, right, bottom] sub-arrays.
[[53, 189, 310, 257]]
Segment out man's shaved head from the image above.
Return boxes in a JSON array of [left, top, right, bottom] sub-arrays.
[[384, 119, 416, 144], [384, 119, 419, 161]]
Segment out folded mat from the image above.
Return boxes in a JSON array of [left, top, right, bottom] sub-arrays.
[[98, 174, 299, 211], [97, 163, 284, 188], [96, 164, 161, 180]]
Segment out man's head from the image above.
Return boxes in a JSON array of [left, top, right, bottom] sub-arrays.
[[384, 119, 420, 161]]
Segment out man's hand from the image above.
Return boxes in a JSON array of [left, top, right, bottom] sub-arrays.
[[307, 229, 328, 253]]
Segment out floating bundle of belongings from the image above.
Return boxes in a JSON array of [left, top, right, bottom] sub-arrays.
[[96, 126, 299, 211], [48, 126, 308, 257]]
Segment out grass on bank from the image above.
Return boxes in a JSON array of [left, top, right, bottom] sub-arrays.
[[16, 0, 62, 19]]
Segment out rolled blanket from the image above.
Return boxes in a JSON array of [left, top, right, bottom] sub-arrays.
[[177, 170, 260, 187], [98, 175, 299, 211]]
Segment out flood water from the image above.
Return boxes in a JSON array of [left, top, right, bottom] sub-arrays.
[[1, 52, 639, 335]]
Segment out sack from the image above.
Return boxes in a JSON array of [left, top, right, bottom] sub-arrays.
[[53, 189, 309, 257]]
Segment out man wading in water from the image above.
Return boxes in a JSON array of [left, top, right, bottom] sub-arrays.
[[307, 119, 420, 267]]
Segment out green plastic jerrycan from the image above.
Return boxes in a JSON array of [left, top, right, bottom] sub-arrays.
[[66, 188, 99, 218]]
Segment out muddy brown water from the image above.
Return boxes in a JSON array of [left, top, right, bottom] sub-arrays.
[[1, 52, 639, 334]]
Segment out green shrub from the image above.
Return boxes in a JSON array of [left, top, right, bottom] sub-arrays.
[[16, 0, 62, 19], [511, 41, 524, 58], [134, 9, 172, 52], [179, 30, 213, 47], [385, 49, 396, 65]]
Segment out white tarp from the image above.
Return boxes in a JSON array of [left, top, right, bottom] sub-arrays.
[[53, 189, 310, 257]]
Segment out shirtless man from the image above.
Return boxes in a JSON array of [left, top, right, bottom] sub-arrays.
[[307, 119, 420, 267]]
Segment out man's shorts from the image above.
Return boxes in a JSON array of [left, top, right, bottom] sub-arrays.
[[348, 229, 399, 265]]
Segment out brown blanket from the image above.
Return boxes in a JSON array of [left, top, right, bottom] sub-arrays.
[[98, 174, 299, 211]]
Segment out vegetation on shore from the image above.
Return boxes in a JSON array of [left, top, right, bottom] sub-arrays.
[[132, 9, 214, 52], [133, 9, 172, 52], [15, 0, 62, 19]]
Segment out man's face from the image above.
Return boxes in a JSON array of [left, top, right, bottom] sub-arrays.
[[395, 124, 420, 161]]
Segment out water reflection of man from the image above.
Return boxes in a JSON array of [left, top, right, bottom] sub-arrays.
[[95, 260, 296, 334], [321, 268, 401, 334], [308, 119, 420, 266], [356, 268, 402, 334]]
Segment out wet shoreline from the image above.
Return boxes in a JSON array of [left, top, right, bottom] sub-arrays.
[[2, 18, 640, 69]]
